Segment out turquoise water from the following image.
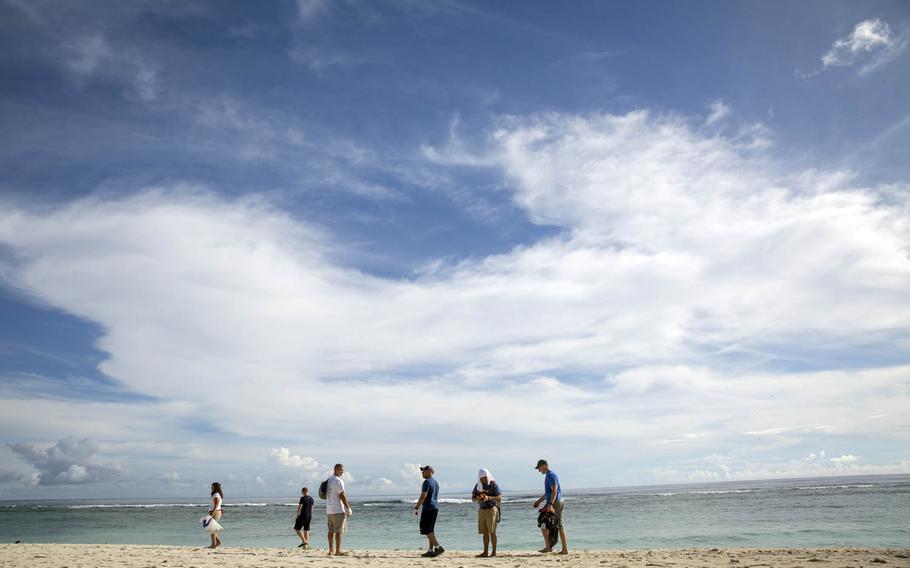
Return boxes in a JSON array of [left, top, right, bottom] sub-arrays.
[[1, 475, 908, 550]]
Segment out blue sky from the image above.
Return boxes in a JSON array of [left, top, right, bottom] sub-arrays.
[[0, 0, 909, 499]]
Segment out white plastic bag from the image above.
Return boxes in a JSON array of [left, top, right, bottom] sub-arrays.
[[201, 514, 224, 533]]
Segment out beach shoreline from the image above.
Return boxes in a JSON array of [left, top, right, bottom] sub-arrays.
[[2, 544, 909, 567]]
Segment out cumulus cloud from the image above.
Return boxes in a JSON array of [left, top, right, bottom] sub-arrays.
[[830, 454, 859, 464], [0, 108, 909, 486], [7, 437, 119, 485], [269, 448, 320, 471]]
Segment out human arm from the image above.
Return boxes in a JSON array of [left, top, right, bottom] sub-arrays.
[[490, 483, 502, 505], [339, 491, 352, 517], [533, 494, 545, 508], [414, 490, 427, 514]]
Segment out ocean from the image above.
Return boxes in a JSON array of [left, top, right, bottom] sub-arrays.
[[1, 475, 908, 550]]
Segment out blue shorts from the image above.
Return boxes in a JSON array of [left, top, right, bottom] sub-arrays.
[[419, 507, 438, 535]]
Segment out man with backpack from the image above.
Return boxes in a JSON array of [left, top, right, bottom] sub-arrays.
[[320, 463, 353, 556]]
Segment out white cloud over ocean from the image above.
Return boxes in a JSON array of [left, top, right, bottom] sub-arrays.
[[803, 18, 909, 77], [1, 108, 909, 492]]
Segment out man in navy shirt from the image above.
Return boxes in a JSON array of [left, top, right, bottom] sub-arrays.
[[414, 465, 444, 557], [294, 486, 315, 549], [533, 459, 569, 554]]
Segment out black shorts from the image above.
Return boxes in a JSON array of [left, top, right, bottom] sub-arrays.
[[294, 515, 312, 531], [419, 507, 438, 535]]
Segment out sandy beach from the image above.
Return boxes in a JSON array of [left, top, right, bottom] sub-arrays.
[[2, 544, 909, 568]]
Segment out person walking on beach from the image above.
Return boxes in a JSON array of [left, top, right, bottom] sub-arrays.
[[325, 463, 353, 556], [472, 468, 501, 558], [294, 486, 315, 549], [413, 465, 444, 557], [205, 482, 224, 549], [533, 459, 569, 554]]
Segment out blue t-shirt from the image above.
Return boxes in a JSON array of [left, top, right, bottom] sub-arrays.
[[422, 477, 439, 510], [544, 471, 562, 504]]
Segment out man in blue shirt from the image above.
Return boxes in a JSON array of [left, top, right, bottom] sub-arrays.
[[414, 465, 444, 557], [533, 459, 569, 554]]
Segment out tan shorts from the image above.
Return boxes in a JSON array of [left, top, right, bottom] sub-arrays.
[[554, 499, 565, 522], [477, 506, 498, 535], [327, 513, 347, 534]]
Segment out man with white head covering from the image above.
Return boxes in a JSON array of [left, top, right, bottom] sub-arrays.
[[471, 468, 502, 557]]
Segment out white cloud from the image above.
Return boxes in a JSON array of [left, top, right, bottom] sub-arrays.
[[706, 100, 731, 125], [60, 32, 161, 101], [269, 448, 320, 471], [815, 19, 907, 76], [830, 454, 859, 464], [1, 108, 909, 488], [823, 19, 893, 67], [651, 455, 910, 484], [7, 437, 118, 485]]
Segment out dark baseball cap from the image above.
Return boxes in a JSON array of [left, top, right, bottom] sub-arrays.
[[420, 465, 434, 473], [534, 459, 548, 469]]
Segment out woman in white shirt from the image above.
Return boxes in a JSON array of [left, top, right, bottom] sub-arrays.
[[207, 482, 224, 548]]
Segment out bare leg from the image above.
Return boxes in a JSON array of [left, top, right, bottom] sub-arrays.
[[558, 526, 569, 554], [539, 527, 552, 552], [303, 530, 309, 546], [428, 533, 439, 548], [491, 534, 497, 556], [295, 529, 305, 544], [327, 531, 334, 555], [478, 533, 489, 556], [334, 532, 343, 555]]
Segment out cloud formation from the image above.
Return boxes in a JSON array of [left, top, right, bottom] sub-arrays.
[[816, 19, 907, 76], [7, 437, 118, 485], [0, 108, 908, 487], [269, 448, 320, 471]]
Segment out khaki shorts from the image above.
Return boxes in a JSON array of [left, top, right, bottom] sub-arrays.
[[477, 506, 499, 535], [554, 499, 565, 522], [327, 513, 347, 534]]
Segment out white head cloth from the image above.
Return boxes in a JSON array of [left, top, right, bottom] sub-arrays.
[[475, 468, 495, 493]]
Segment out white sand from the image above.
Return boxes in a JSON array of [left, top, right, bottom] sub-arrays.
[[2, 544, 909, 568]]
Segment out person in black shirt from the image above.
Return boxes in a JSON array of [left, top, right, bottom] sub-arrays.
[[294, 487, 315, 549]]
